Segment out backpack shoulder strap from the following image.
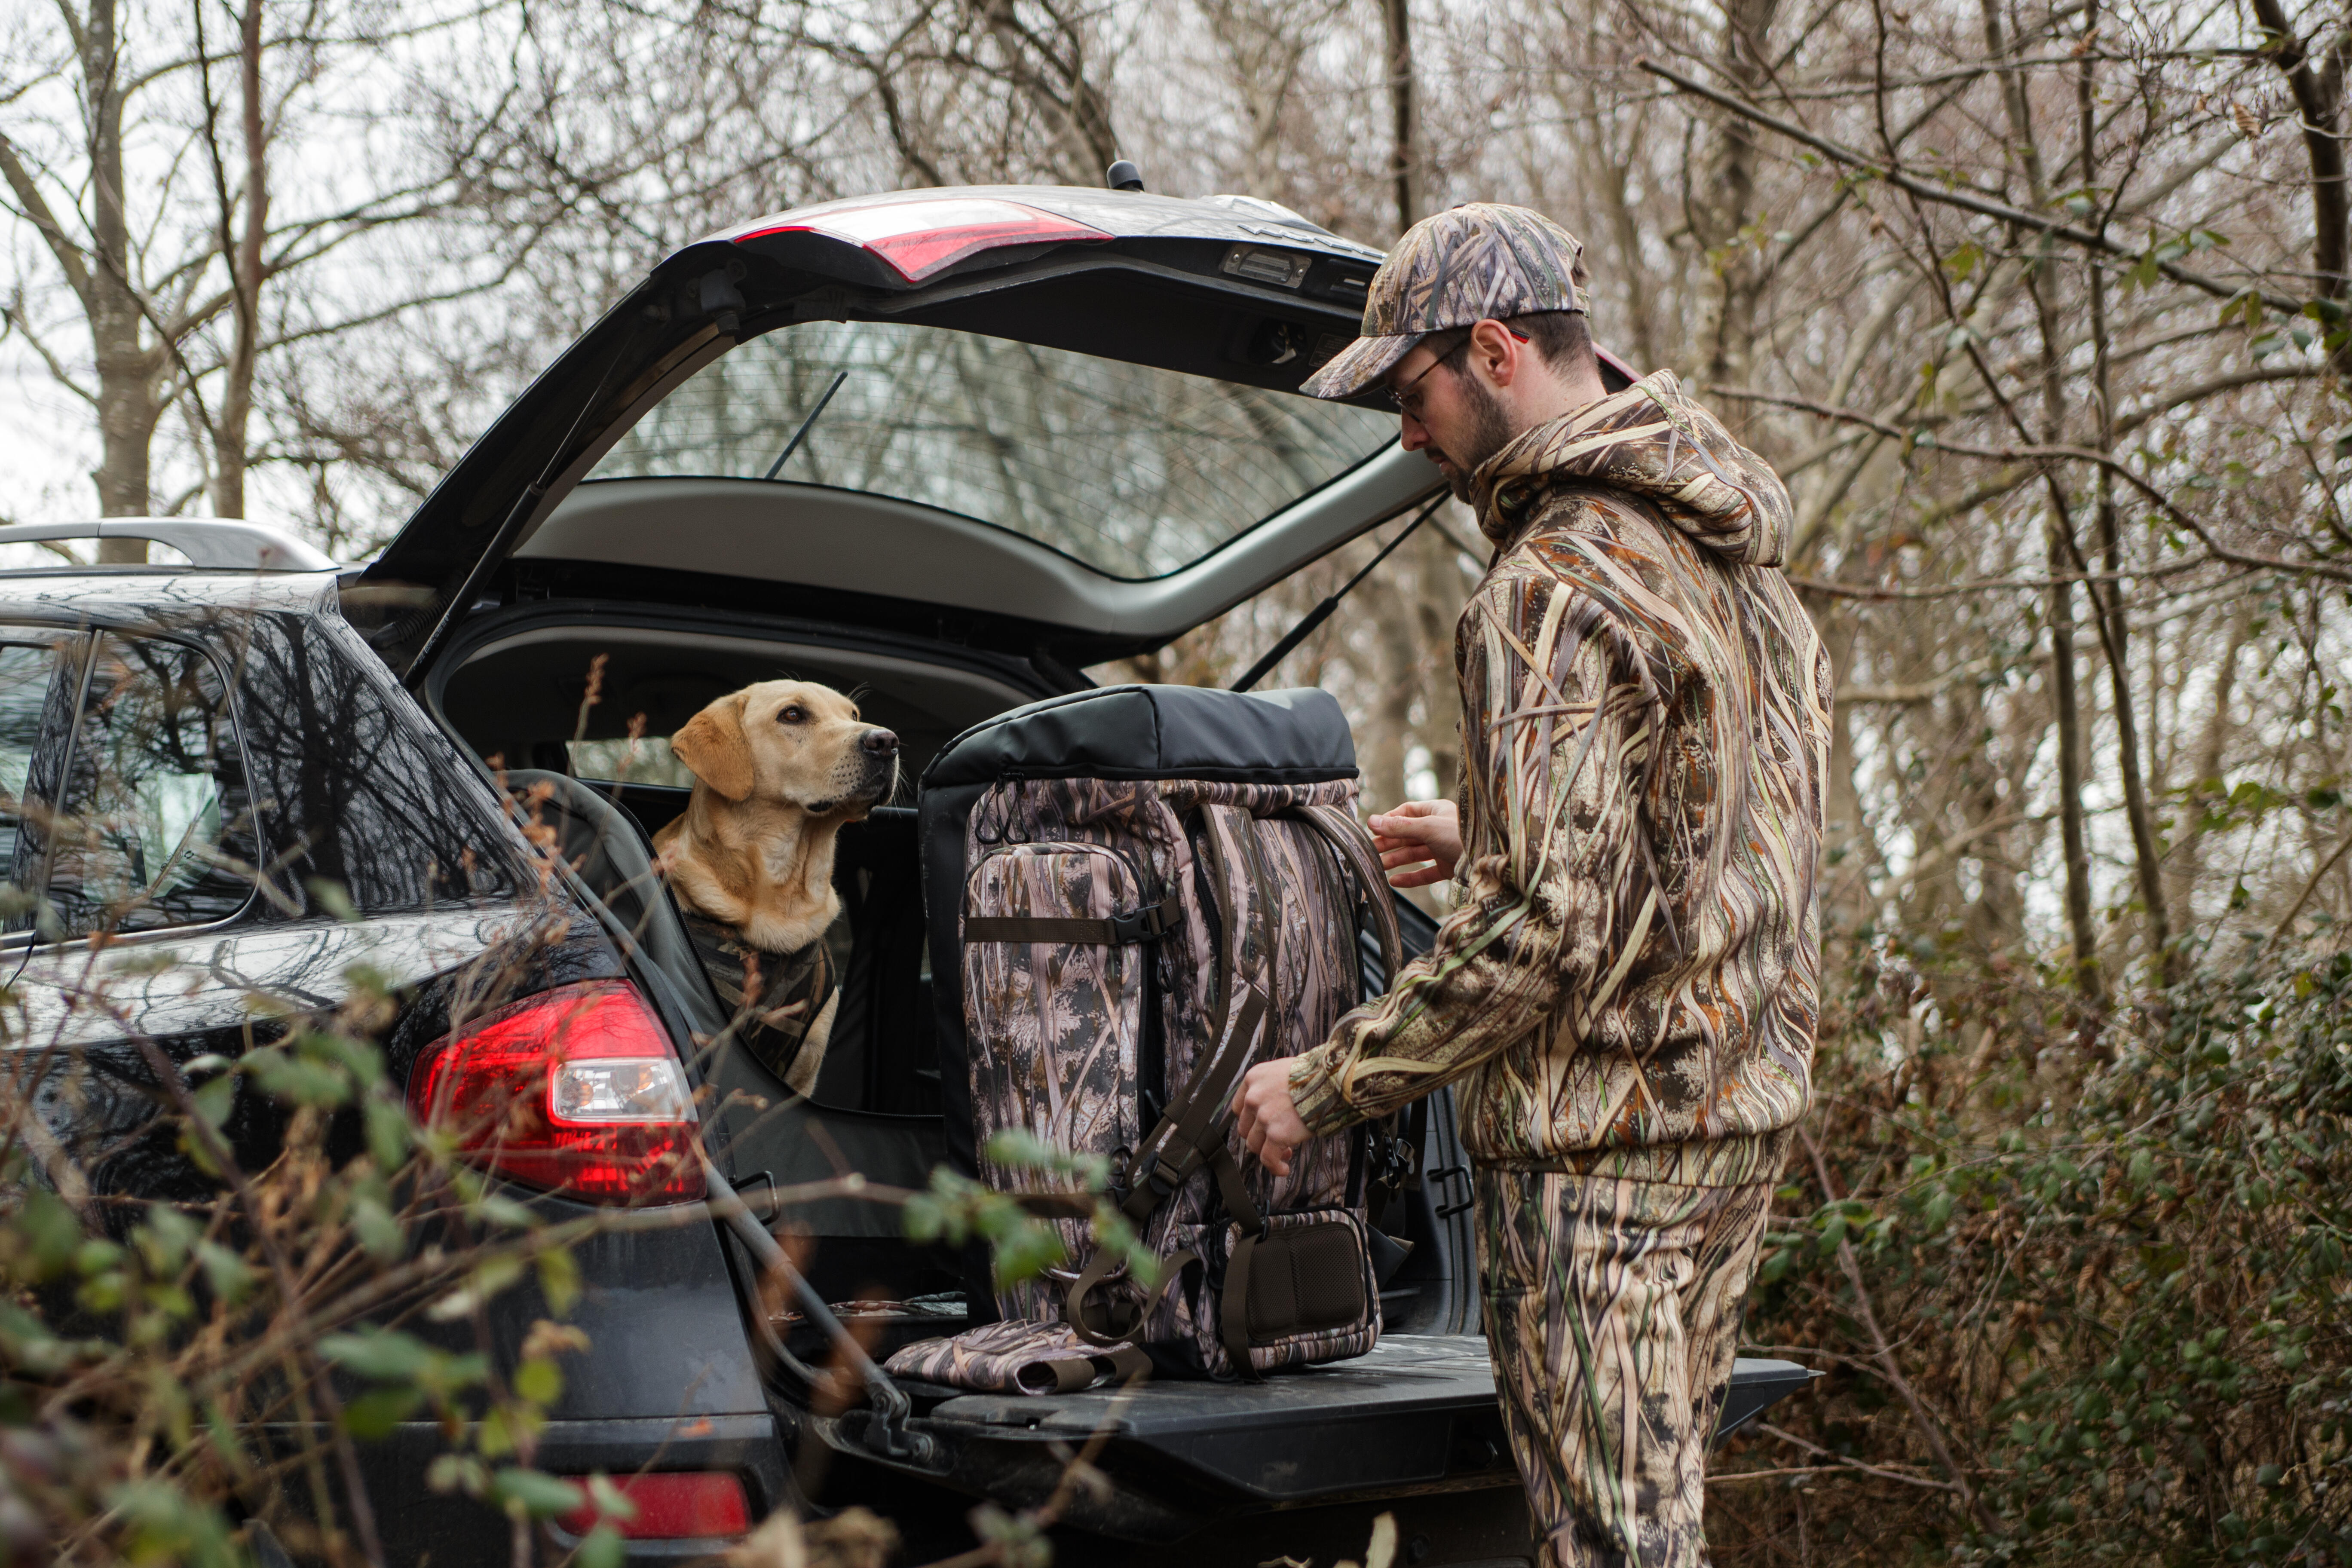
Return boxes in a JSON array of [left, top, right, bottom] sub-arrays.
[[1295, 802, 1403, 991]]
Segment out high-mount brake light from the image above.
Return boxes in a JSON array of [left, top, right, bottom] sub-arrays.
[[407, 980, 704, 1205], [734, 198, 1112, 283]]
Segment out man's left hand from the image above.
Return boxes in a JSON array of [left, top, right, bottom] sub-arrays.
[[1232, 1060, 1311, 1177]]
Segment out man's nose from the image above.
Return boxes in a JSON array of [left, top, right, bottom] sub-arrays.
[[1398, 411, 1429, 452], [860, 727, 900, 756]]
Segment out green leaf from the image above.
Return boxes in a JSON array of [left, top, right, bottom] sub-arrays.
[[307, 878, 361, 922], [107, 1479, 239, 1568], [351, 1195, 404, 1262], [190, 1073, 237, 1130], [983, 1129, 1109, 1190], [8, 1186, 83, 1282], [194, 1240, 254, 1305], [319, 1328, 438, 1382], [339, 1386, 425, 1439], [428, 1255, 526, 1321], [364, 1099, 413, 1171], [537, 1247, 581, 1319], [989, 1221, 1069, 1288], [490, 1467, 583, 1519], [512, 1357, 563, 1406], [473, 1193, 537, 1231], [576, 1525, 625, 1568], [427, 1452, 487, 1495], [243, 1046, 352, 1108]]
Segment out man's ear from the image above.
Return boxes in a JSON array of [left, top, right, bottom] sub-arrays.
[[671, 694, 755, 802], [1470, 318, 1524, 388]]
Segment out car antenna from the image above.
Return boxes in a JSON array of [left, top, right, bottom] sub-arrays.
[[1231, 491, 1448, 692], [764, 368, 850, 481]]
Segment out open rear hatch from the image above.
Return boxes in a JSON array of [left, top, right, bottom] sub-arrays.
[[354, 186, 1464, 677]]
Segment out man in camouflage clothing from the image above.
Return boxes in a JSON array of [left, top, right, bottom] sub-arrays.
[[1234, 204, 1833, 1568]]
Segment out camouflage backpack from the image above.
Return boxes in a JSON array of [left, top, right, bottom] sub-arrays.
[[909, 684, 1400, 1384]]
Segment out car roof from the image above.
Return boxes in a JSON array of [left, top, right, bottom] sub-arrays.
[[0, 570, 340, 622]]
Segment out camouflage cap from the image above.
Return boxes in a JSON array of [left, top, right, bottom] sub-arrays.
[[1301, 203, 1589, 400]]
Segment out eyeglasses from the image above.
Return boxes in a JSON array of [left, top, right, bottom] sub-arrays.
[[1381, 325, 1530, 416]]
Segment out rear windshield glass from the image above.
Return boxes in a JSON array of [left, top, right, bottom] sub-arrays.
[[582, 321, 1396, 580]]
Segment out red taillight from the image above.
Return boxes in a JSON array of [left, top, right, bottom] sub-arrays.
[[559, 1471, 750, 1540], [407, 980, 704, 1205], [734, 197, 1111, 282]]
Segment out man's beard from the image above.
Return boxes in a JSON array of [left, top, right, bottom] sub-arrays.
[[1432, 372, 1520, 503]]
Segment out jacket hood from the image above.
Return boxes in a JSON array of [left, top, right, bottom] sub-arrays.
[[1468, 371, 1792, 567]]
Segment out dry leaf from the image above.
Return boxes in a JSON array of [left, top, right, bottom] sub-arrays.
[[724, 1510, 807, 1568]]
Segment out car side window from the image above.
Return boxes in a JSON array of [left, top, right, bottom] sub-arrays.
[[0, 637, 80, 922], [40, 634, 257, 938]]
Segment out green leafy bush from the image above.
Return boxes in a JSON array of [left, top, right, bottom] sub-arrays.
[[1717, 949, 2352, 1565]]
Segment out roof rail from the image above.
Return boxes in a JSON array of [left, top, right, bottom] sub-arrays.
[[0, 518, 337, 573]]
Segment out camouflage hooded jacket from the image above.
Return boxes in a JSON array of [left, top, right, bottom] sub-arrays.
[[1286, 371, 1834, 1185]]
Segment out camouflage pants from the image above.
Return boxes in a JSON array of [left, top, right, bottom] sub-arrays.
[[1476, 1168, 1774, 1568]]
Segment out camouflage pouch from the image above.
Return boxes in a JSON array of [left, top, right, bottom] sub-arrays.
[[883, 1317, 1149, 1396]]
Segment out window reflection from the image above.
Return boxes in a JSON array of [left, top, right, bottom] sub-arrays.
[[43, 634, 255, 937], [0, 638, 77, 927]]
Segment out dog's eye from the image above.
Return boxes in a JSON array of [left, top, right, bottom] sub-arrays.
[[778, 705, 807, 725]]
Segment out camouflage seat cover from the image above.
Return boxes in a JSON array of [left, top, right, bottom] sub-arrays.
[[680, 910, 837, 1096]]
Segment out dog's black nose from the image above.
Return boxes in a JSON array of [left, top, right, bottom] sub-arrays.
[[861, 728, 899, 756]]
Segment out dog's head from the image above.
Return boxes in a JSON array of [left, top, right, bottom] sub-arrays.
[[668, 679, 899, 816]]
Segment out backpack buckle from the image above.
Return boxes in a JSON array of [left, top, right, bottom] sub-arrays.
[[1107, 894, 1179, 943]]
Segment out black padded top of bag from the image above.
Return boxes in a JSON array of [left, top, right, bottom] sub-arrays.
[[921, 684, 1357, 789]]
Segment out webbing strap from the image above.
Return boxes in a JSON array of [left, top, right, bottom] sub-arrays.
[[1116, 985, 1268, 1226], [1211, 1142, 1268, 1381], [1025, 1341, 1152, 1393], [1208, 1143, 1264, 1239], [1063, 1245, 1203, 1348], [962, 894, 1182, 946], [1221, 1230, 1263, 1382]]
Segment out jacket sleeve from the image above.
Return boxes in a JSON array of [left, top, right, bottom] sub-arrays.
[[1286, 543, 1662, 1136]]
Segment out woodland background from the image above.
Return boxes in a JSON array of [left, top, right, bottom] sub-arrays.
[[3, 0, 2351, 1562]]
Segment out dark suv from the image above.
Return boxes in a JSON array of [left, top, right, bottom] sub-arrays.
[[8, 184, 1809, 1566]]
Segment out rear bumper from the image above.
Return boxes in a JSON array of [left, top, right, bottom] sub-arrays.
[[808, 1337, 1819, 1544], [356, 1412, 793, 1566]]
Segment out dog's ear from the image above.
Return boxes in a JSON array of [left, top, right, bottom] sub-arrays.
[[672, 694, 756, 802]]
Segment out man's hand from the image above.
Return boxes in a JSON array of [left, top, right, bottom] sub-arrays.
[[1369, 798, 1462, 888], [1232, 1059, 1311, 1178]]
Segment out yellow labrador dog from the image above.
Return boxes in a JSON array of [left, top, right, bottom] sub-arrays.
[[653, 680, 899, 1096]]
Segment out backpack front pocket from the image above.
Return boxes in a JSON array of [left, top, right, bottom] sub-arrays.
[[963, 841, 1164, 1316]]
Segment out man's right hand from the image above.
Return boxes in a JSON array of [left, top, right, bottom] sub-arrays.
[[1368, 799, 1461, 888]]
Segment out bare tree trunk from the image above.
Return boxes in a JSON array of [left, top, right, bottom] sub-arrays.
[[2165, 604, 2249, 924], [0, 0, 168, 552], [1381, 0, 1423, 236], [1688, 0, 1783, 389], [2250, 0, 2352, 380], [211, 0, 270, 521], [977, 0, 1121, 184], [2046, 522, 2109, 1006], [0, 0, 165, 556], [2077, 10, 2180, 983]]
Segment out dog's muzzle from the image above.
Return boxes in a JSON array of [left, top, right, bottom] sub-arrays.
[[856, 728, 900, 795]]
